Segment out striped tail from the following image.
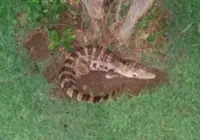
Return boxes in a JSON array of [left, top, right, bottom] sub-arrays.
[[59, 65, 115, 103]]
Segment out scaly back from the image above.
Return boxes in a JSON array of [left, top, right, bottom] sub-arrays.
[[59, 45, 156, 103]]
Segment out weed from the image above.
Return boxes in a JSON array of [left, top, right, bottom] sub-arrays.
[[120, 1, 130, 19], [147, 32, 160, 44], [48, 27, 76, 52], [24, 0, 67, 23], [135, 7, 158, 35]]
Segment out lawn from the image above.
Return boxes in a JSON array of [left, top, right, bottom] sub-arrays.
[[1, 0, 200, 139]]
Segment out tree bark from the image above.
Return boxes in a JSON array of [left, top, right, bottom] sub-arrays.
[[81, 0, 155, 44], [81, 0, 105, 36], [116, 0, 155, 41]]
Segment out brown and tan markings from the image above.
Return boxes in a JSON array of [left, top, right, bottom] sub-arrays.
[[59, 45, 156, 103]]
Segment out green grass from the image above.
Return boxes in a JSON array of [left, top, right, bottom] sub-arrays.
[[24, 0, 67, 24], [1, 0, 200, 139]]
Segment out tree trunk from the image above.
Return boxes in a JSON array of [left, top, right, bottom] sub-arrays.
[[81, 0, 106, 38], [81, 0, 155, 45], [116, 0, 155, 41]]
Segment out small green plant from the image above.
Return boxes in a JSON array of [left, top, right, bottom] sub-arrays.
[[75, 0, 80, 4], [147, 32, 159, 44], [135, 7, 158, 35], [120, 1, 130, 19], [24, 0, 67, 23], [48, 27, 76, 52]]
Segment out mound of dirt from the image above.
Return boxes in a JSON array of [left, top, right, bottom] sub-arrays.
[[21, 29, 167, 101], [19, 6, 168, 102]]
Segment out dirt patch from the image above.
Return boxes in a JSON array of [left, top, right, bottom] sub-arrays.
[[21, 28, 50, 61], [18, 3, 168, 102], [42, 54, 167, 100], [76, 68, 167, 100], [21, 29, 167, 101]]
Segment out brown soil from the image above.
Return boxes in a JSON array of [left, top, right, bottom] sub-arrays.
[[19, 2, 168, 102]]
